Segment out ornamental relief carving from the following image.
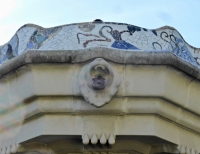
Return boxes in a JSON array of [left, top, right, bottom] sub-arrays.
[[78, 58, 120, 107]]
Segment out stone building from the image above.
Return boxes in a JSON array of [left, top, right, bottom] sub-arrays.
[[0, 20, 200, 154]]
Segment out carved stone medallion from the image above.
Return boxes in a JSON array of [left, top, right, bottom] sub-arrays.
[[78, 58, 120, 107]]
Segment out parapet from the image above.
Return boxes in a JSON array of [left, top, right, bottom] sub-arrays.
[[0, 20, 200, 68]]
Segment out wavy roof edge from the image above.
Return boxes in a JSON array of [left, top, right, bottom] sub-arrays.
[[0, 21, 200, 69], [9, 22, 200, 50]]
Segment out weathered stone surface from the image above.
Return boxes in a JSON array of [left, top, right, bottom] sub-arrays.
[[1, 48, 200, 80]]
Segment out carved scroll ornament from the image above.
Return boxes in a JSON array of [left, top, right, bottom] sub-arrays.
[[78, 58, 120, 107]]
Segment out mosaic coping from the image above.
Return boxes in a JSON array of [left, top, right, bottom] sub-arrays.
[[0, 21, 200, 69]]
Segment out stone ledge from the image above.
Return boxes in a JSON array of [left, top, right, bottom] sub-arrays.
[[0, 47, 199, 80], [23, 96, 200, 134], [17, 114, 200, 150]]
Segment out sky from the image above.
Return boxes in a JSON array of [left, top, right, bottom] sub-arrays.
[[0, 0, 199, 47]]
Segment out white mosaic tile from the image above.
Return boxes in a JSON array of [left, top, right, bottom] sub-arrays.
[[17, 26, 36, 54], [0, 22, 199, 67]]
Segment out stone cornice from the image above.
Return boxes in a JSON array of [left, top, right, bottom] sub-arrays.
[[0, 48, 200, 80]]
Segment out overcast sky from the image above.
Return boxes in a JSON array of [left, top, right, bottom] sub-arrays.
[[0, 0, 199, 47]]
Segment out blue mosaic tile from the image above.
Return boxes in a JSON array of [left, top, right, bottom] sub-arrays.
[[0, 21, 199, 68]]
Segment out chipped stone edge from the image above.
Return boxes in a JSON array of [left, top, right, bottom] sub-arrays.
[[0, 47, 199, 80]]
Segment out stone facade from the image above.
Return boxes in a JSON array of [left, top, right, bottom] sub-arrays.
[[0, 21, 200, 154]]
